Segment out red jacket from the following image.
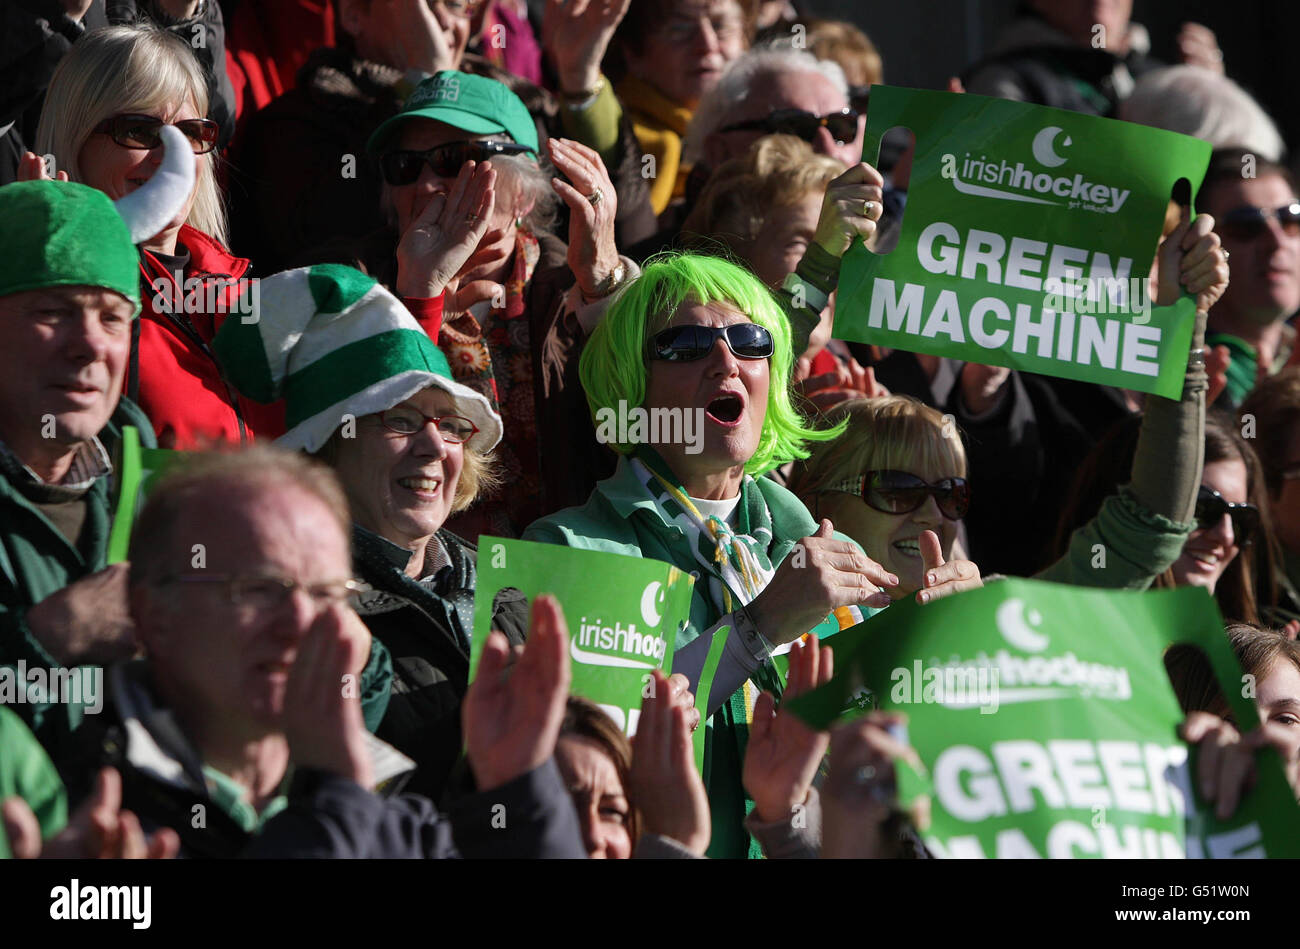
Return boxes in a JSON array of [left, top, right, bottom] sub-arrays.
[[130, 226, 286, 449]]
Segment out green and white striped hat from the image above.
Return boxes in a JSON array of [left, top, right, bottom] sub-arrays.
[[214, 264, 502, 454]]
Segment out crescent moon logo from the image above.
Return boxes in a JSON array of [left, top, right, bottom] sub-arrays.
[[996, 598, 1049, 653], [640, 581, 664, 628], [1031, 126, 1071, 168]]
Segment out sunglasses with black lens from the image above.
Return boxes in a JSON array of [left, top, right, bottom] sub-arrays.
[[647, 323, 775, 362], [92, 113, 220, 154], [379, 140, 535, 185], [828, 470, 971, 520], [718, 108, 861, 146], [1195, 485, 1259, 546], [1219, 203, 1300, 241]]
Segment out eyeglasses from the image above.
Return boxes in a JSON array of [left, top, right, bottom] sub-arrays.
[[1195, 485, 1259, 546], [647, 323, 774, 362], [377, 406, 479, 443], [159, 573, 363, 611], [379, 140, 535, 185], [1219, 203, 1300, 242], [92, 113, 220, 154], [718, 108, 861, 147], [827, 470, 971, 520]]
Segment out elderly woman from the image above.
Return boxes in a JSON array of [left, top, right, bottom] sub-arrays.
[[215, 191, 514, 797], [524, 252, 896, 857], [339, 69, 636, 539], [28, 24, 282, 449]]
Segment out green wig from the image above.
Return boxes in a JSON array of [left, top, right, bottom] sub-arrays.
[[579, 252, 846, 475]]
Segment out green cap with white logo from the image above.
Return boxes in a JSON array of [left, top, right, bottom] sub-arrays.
[[367, 70, 539, 156]]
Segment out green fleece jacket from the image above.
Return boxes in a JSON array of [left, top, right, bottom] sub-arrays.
[[525, 457, 878, 858], [0, 705, 67, 859]]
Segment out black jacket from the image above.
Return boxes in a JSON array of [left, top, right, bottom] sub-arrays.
[[356, 527, 528, 803]]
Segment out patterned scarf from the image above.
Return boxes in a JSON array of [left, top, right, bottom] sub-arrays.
[[438, 226, 541, 536]]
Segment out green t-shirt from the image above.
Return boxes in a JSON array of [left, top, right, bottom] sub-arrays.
[[0, 705, 67, 858]]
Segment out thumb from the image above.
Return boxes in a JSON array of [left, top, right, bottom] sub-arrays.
[[816, 518, 834, 539], [919, 530, 945, 579]]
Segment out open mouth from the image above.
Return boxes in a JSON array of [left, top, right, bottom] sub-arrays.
[[892, 538, 922, 559], [398, 476, 442, 499], [706, 394, 744, 425], [1187, 550, 1222, 567]]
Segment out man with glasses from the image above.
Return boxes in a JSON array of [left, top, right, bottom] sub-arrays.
[[1196, 148, 1300, 407]]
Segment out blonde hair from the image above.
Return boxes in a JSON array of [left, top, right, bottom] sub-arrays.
[[35, 25, 227, 245], [681, 134, 842, 263], [787, 396, 967, 498]]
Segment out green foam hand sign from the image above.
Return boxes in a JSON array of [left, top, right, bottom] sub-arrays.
[[836, 86, 1211, 398], [788, 579, 1300, 858], [471, 538, 699, 763]]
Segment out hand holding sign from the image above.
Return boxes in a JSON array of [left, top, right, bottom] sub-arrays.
[[464, 594, 571, 792], [743, 635, 833, 823], [821, 712, 920, 859], [1151, 205, 1227, 312], [813, 162, 886, 258], [745, 519, 896, 647], [1181, 712, 1300, 819]]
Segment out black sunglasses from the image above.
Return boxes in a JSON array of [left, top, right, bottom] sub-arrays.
[[718, 108, 861, 146], [379, 140, 535, 185], [1219, 203, 1300, 241], [93, 113, 219, 154], [647, 323, 774, 362], [829, 470, 971, 520], [1195, 485, 1259, 546]]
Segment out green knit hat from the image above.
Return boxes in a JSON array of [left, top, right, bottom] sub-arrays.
[[367, 70, 539, 155], [0, 180, 140, 312], [213, 264, 503, 454]]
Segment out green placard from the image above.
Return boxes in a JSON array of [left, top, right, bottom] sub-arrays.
[[836, 86, 1211, 399], [471, 538, 701, 763], [106, 426, 189, 563], [788, 579, 1300, 858]]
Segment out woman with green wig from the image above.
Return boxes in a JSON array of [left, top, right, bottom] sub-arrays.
[[523, 251, 898, 858]]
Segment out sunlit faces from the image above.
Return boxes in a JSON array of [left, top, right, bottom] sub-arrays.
[[133, 482, 353, 730], [0, 287, 134, 469], [554, 734, 633, 859], [623, 0, 746, 109], [746, 191, 823, 288], [642, 300, 770, 497], [815, 457, 960, 597], [77, 98, 201, 234], [710, 70, 864, 169], [386, 118, 524, 237], [329, 386, 466, 554], [1203, 173, 1300, 323], [1170, 459, 1248, 594]]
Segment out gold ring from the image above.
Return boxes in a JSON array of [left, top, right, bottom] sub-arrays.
[[587, 189, 603, 205]]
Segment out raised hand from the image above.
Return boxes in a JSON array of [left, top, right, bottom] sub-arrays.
[[629, 669, 711, 854], [5, 768, 181, 859], [1152, 205, 1228, 314], [395, 159, 496, 300], [376, 0, 460, 74], [1178, 22, 1225, 74], [794, 357, 890, 412], [281, 604, 374, 787], [812, 162, 886, 258], [17, 151, 69, 182], [821, 712, 919, 859], [548, 138, 621, 299], [746, 519, 897, 646], [916, 530, 982, 605], [1180, 712, 1300, 818], [463, 594, 572, 791], [743, 635, 833, 823], [543, 0, 631, 95]]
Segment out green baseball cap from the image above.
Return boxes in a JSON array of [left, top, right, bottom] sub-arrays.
[[367, 70, 539, 156], [0, 180, 140, 313]]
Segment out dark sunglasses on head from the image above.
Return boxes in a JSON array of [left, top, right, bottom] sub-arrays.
[[1195, 485, 1259, 545], [647, 323, 774, 362], [828, 470, 971, 520], [718, 108, 861, 146], [379, 140, 535, 186], [93, 113, 220, 154], [1219, 203, 1300, 241]]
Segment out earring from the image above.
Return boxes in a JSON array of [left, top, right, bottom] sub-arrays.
[[515, 216, 524, 229]]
